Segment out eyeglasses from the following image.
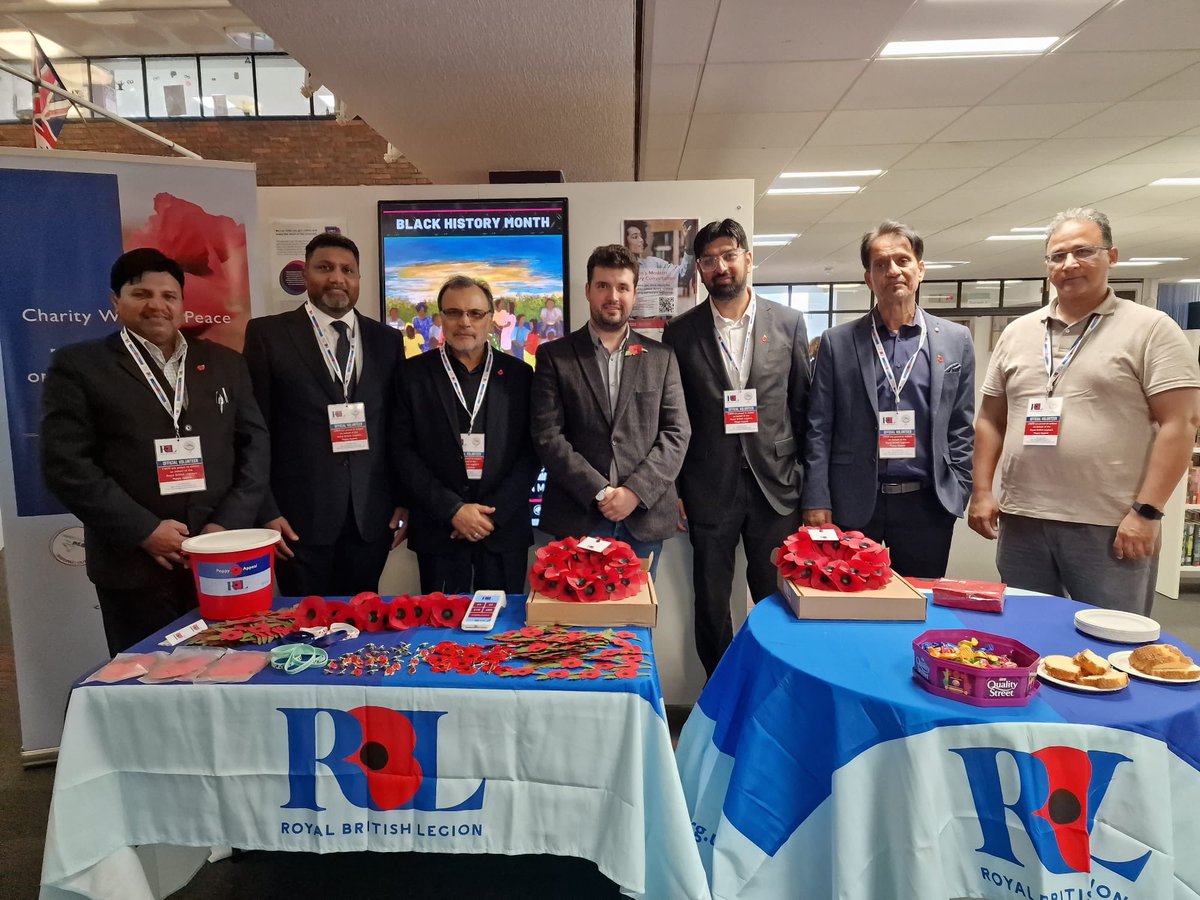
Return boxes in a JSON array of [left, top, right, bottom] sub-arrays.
[[1045, 245, 1110, 267], [697, 249, 746, 271], [440, 308, 491, 321]]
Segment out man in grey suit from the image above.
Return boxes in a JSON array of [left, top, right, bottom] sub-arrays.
[[531, 244, 690, 576], [663, 219, 810, 676], [803, 221, 975, 578]]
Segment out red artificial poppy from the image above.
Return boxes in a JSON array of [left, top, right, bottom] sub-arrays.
[[594, 661, 617, 671], [526, 641, 550, 653], [426, 593, 459, 627], [545, 670, 571, 679], [561, 657, 585, 669], [409, 596, 428, 624], [615, 631, 637, 640], [579, 670, 601, 680], [295, 595, 330, 628], [520, 626, 544, 638], [330, 604, 361, 631], [510, 665, 535, 676], [350, 591, 383, 609], [354, 594, 385, 632], [387, 597, 416, 630], [614, 666, 639, 679]]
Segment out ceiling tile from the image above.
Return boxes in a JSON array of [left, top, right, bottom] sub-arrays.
[[1064, 0, 1200, 52], [646, 0, 718, 65], [706, 0, 907, 63], [892, 140, 1039, 169], [933, 103, 1109, 141], [783, 143, 918, 171], [817, 189, 933, 224], [1003, 137, 1160, 168], [685, 112, 825, 149], [1129, 62, 1200, 101], [871, 167, 987, 192], [808, 107, 968, 146], [888, 0, 1110, 42], [841, 57, 1030, 110], [647, 64, 702, 115], [1109, 136, 1200, 165], [984, 51, 1200, 105], [644, 114, 691, 153], [1055, 100, 1200, 138], [694, 60, 867, 114]]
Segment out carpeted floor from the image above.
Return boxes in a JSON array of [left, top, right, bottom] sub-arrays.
[[3, 549, 1198, 899]]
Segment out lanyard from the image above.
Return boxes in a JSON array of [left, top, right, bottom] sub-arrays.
[[306, 305, 357, 399], [715, 297, 756, 382], [1043, 313, 1101, 396], [869, 311, 926, 406], [440, 344, 493, 434], [121, 329, 186, 437]]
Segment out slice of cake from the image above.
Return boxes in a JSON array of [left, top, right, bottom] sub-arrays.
[[1078, 670, 1128, 689], [1073, 649, 1109, 676], [1043, 655, 1081, 682], [1149, 663, 1200, 681]]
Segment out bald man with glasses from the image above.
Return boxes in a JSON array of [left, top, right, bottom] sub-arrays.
[[970, 207, 1200, 614]]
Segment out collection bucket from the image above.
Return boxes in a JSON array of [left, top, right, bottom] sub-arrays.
[[181, 528, 280, 620]]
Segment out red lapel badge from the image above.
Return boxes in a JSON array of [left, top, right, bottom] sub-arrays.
[[197, 364, 206, 371], [936, 355, 944, 364]]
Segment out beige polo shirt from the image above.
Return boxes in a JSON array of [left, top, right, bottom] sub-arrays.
[[982, 289, 1200, 526]]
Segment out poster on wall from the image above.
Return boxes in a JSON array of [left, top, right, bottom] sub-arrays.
[[0, 148, 261, 755], [621, 217, 698, 330], [377, 198, 569, 365], [270, 217, 348, 311]]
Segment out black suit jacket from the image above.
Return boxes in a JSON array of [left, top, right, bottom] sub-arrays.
[[531, 327, 691, 542], [40, 332, 270, 590], [663, 297, 810, 525], [243, 306, 403, 545], [395, 349, 538, 555]]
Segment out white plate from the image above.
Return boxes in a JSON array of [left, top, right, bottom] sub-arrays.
[[1036, 660, 1127, 693], [1074, 609, 1160, 644], [1108, 650, 1200, 684]]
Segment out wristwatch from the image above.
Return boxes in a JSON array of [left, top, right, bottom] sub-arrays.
[[1131, 502, 1164, 520], [595, 486, 611, 503]]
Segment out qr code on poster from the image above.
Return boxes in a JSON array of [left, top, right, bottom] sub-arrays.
[[659, 297, 675, 315]]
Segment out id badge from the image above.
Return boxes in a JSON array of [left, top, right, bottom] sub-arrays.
[[724, 389, 759, 434], [462, 432, 485, 480], [878, 410, 916, 459], [328, 402, 369, 453], [1023, 397, 1063, 446], [154, 437, 206, 495]]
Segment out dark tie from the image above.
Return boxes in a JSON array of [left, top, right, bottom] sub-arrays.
[[331, 320, 353, 399]]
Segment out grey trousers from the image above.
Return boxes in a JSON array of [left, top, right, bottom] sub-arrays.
[[996, 513, 1158, 615]]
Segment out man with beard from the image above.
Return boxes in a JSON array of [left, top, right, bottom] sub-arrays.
[[531, 244, 690, 577], [243, 233, 406, 597], [663, 218, 810, 677], [395, 276, 539, 593]]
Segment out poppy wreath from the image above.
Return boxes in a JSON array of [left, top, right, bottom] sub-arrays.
[[288, 592, 472, 630], [528, 537, 647, 603], [775, 525, 893, 592]]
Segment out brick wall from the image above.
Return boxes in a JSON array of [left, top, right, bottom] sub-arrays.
[[0, 117, 430, 186]]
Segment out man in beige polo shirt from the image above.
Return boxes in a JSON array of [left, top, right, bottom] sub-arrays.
[[969, 207, 1200, 614]]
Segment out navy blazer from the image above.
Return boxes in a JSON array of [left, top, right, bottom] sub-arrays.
[[243, 306, 403, 545], [802, 309, 975, 526], [394, 348, 538, 555]]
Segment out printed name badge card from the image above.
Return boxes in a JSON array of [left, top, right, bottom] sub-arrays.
[[462, 433, 485, 480], [328, 403, 369, 452], [724, 389, 759, 434], [1023, 396, 1063, 446], [878, 410, 916, 459], [154, 437, 206, 495]]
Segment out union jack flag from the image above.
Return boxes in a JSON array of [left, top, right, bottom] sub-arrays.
[[31, 38, 71, 149]]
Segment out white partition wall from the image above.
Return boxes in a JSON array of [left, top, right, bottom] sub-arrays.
[[257, 179, 754, 705]]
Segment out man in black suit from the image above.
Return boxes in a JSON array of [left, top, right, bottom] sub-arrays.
[[663, 219, 810, 676], [41, 248, 270, 654], [243, 233, 406, 597], [396, 276, 539, 593], [531, 245, 690, 576]]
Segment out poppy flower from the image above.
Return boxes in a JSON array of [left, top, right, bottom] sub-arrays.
[[356, 594, 385, 632], [330, 605, 361, 631], [386, 597, 416, 629], [294, 595, 329, 628]]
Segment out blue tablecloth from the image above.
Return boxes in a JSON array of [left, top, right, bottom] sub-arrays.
[[43, 597, 710, 900], [677, 592, 1200, 900]]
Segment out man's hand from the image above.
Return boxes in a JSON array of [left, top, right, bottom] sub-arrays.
[[264, 516, 299, 559], [598, 486, 639, 522], [1114, 510, 1159, 560], [201, 523, 226, 534], [967, 491, 1000, 540], [803, 508, 832, 527], [141, 519, 189, 570], [390, 506, 409, 549], [452, 503, 496, 542], [677, 498, 688, 532]]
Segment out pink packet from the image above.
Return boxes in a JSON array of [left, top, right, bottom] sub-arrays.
[[139, 647, 227, 683], [83, 652, 164, 684], [194, 650, 270, 683]]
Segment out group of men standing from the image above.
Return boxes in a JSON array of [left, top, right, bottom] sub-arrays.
[[40, 208, 1200, 678]]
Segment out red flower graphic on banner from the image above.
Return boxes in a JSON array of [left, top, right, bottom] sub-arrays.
[[124, 192, 251, 351]]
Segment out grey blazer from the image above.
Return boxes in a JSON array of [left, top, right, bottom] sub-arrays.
[[801, 310, 975, 525], [531, 327, 691, 542], [662, 297, 810, 525]]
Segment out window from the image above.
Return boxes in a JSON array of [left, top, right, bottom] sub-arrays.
[[145, 57, 200, 117], [91, 58, 146, 118], [199, 55, 255, 116], [1002, 279, 1043, 307], [254, 56, 310, 115]]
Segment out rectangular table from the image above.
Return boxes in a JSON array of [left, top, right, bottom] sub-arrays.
[[41, 598, 710, 900], [677, 592, 1200, 900]]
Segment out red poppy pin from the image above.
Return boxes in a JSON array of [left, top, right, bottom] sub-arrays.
[[761, 335, 768, 342], [496, 368, 504, 376], [625, 344, 645, 357], [197, 364, 206, 371], [937, 354, 944, 364]]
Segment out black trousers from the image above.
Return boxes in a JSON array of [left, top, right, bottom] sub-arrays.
[[857, 486, 956, 580], [687, 468, 801, 677], [417, 545, 529, 595], [95, 566, 197, 656], [275, 509, 393, 598]]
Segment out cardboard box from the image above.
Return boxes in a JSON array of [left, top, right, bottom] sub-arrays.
[[777, 570, 927, 622], [526, 558, 657, 628]]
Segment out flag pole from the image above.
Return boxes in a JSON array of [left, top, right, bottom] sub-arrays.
[[0, 57, 202, 159]]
